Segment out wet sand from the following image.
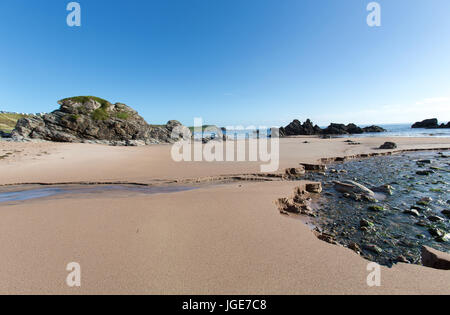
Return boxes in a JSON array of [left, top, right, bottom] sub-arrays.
[[0, 137, 449, 294]]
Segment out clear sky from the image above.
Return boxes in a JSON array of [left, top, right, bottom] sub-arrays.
[[1, 0, 449, 127]]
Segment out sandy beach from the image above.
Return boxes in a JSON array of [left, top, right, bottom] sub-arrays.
[[0, 136, 449, 295]]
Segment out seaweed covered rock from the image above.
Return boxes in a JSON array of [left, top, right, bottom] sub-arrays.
[[11, 96, 186, 145]]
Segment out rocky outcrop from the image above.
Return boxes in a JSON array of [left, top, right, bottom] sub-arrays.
[[11, 96, 187, 145], [421, 246, 450, 270], [322, 123, 363, 135], [412, 118, 450, 129], [279, 119, 386, 136], [279, 119, 322, 136]]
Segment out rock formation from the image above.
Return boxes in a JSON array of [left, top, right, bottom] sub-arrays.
[[279, 119, 322, 136], [322, 123, 363, 135], [362, 125, 387, 133], [412, 118, 450, 129], [278, 119, 386, 136], [11, 96, 187, 145]]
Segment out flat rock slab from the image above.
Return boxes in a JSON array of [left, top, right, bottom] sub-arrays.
[[422, 246, 450, 270]]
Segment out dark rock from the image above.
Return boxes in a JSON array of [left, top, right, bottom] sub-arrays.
[[421, 246, 450, 270], [395, 256, 409, 264], [305, 182, 323, 194], [276, 198, 300, 214], [416, 170, 435, 176], [317, 233, 338, 245], [372, 184, 394, 195], [439, 122, 450, 128], [300, 163, 327, 172], [428, 215, 445, 223], [11, 96, 187, 145], [348, 242, 361, 253], [415, 220, 429, 227], [360, 219, 374, 228], [442, 210, 450, 219], [412, 118, 439, 129], [428, 227, 445, 238], [285, 167, 306, 177], [362, 125, 386, 133], [322, 123, 363, 135], [0, 130, 12, 138], [403, 209, 420, 217], [281, 119, 322, 136], [379, 142, 397, 149], [363, 244, 383, 254]]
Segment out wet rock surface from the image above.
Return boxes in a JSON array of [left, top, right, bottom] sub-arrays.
[[303, 151, 450, 267]]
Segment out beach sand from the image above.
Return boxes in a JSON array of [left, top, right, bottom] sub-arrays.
[[0, 137, 449, 294]]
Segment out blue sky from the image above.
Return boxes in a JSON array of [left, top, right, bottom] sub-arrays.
[[1, 0, 449, 126]]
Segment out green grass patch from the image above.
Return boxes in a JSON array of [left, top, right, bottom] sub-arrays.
[[60, 96, 110, 109], [115, 111, 130, 120], [91, 108, 109, 121], [0, 113, 30, 132]]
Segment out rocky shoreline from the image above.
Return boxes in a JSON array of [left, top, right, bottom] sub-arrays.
[[280, 150, 450, 270]]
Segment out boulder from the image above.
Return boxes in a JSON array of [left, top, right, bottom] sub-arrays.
[[333, 180, 375, 198], [379, 142, 397, 149], [412, 119, 439, 129], [305, 182, 322, 194], [11, 96, 187, 145], [285, 167, 306, 177], [403, 209, 420, 217], [362, 125, 386, 133], [421, 246, 450, 270], [442, 210, 450, 219], [372, 184, 394, 195]]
